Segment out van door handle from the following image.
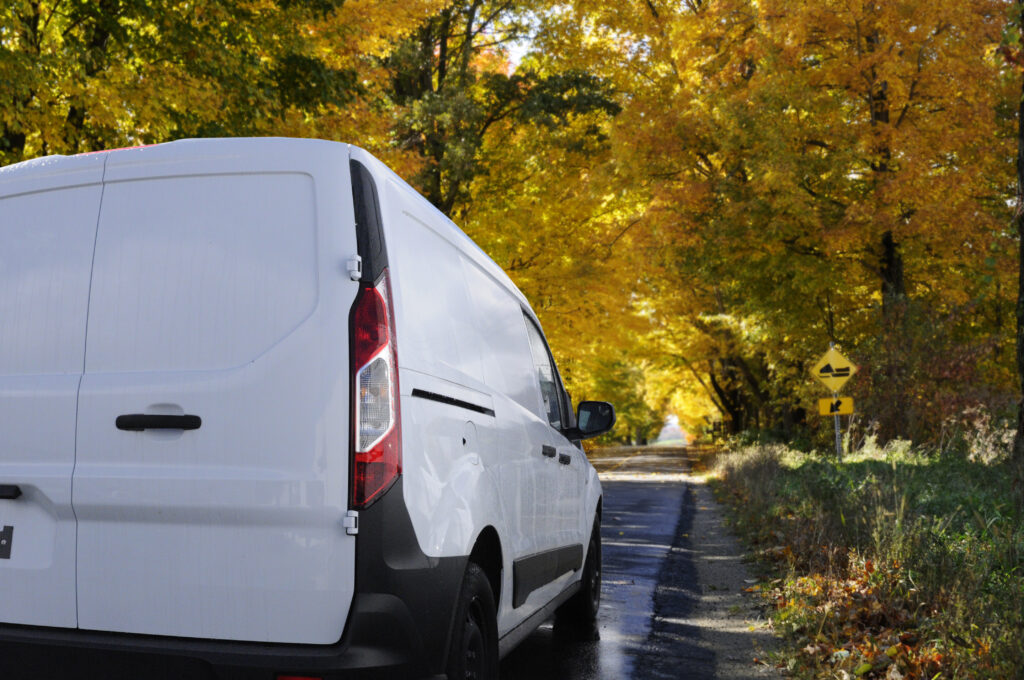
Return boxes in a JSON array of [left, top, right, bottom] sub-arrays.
[[541, 445, 556, 458], [558, 453, 571, 466], [0, 485, 22, 500], [116, 414, 202, 431]]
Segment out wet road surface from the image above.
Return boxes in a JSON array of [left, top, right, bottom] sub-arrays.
[[499, 446, 776, 680]]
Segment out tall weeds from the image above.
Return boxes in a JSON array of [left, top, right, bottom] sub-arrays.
[[716, 437, 1024, 679]]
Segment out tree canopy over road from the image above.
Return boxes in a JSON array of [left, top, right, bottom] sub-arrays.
[[3, 0, 1022, 449]]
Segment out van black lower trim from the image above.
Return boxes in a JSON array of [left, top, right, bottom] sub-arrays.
[[0, 616, 439, 680], [351, 477, 467, 679], [498, 579, 580, 659], [512, 544, 584, 608], [410, 389, 495, 417]]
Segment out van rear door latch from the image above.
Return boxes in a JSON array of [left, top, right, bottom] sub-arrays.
[[343, 510, 359, 535]]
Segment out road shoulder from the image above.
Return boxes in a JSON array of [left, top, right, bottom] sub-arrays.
[[610, 472, 780, 680], [687, 480, 779, 678]]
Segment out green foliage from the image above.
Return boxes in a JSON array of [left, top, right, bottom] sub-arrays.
[[383, 0, 621, 216], [272, 54, 360, 109], [510, 70, 621, 132], [0, 0, 378, 163], [716, 441, 1024, 678]]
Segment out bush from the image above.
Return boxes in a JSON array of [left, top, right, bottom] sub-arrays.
[[850, 300, 1011, 447]]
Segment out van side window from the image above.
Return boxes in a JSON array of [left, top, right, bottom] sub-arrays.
[[523, 314, 564, 430]]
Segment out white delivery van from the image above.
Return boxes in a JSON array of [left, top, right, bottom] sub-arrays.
[[0, 138, 615, 680]]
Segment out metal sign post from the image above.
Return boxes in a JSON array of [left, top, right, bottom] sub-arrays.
[[832, 391, 842, 462]]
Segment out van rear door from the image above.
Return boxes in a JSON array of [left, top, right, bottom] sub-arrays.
[[0, 155, 105, 628], [72, 141, 358, 644]]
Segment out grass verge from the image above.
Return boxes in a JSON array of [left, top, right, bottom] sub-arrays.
[[711, 442, 1024, 679]]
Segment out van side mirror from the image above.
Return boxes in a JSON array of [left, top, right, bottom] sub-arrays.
[[562, 401, 615, 440]]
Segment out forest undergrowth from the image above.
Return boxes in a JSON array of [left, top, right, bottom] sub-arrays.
[[711, 425, 1024, 679]]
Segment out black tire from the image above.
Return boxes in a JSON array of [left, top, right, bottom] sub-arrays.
[[556, 520, 602, 630], [446, 562, 499, 680]]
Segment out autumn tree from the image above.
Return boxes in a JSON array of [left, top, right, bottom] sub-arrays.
[[0, 0, 445, 168], [0, 0, 637, 437], [4, 0, 1020, 446], [1004, 0, 1024, 506], [380, 0, 620, 217], [536, 0, 1016, 440]]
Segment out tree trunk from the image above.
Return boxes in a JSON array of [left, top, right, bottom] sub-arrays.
[[708, 361, 745, 432], [880, 230, 905, 313], [1013, 52, 1024, 511]]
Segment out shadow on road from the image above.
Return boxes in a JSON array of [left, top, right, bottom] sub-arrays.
[[501, 479, 711, 680]]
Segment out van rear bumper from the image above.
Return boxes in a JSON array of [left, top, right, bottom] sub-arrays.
[[0, 591, 450, 680]]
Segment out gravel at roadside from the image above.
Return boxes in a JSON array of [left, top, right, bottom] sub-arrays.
[[603, 469, 782, 680]]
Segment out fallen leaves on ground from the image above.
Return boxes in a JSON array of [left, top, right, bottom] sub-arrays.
[[753, 554, 998, 678]]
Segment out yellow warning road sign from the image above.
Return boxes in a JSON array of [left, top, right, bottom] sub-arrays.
[[818, 397, 854, 416], [811, 347, 857, 392]]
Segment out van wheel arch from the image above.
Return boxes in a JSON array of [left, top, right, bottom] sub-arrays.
[[469, 526, 503, 610]]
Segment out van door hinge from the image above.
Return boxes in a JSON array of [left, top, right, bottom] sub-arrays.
[[346, 255, 362, 281], [343, 510, 359, 535]]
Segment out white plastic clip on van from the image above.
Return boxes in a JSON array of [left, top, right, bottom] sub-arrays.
[[0, 138, 616, 680]]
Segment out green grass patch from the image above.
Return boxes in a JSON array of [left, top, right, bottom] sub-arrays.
[[713, 443, 1024, 679]]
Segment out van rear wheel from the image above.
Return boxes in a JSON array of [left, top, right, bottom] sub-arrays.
[[556, 520, 601, 631], [446, 562, 498, 680]]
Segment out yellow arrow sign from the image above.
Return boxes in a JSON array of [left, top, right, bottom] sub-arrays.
[[818, 397, 854, 416], [811, 347, 857, 392]]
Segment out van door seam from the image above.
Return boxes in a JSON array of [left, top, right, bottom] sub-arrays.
[[70, 152, 109, 628]]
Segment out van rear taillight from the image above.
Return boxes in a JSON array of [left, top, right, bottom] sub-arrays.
[[350, 271, 401, 509]]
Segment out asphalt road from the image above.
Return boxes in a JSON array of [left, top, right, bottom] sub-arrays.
[[499, 446, 778, 680]]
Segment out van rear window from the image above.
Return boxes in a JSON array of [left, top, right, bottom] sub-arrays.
[[84, 173, 318, 372]]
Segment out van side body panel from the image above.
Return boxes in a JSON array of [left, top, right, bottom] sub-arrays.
[[348, 147, 601, 640], [350, 155, 538, 613]]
